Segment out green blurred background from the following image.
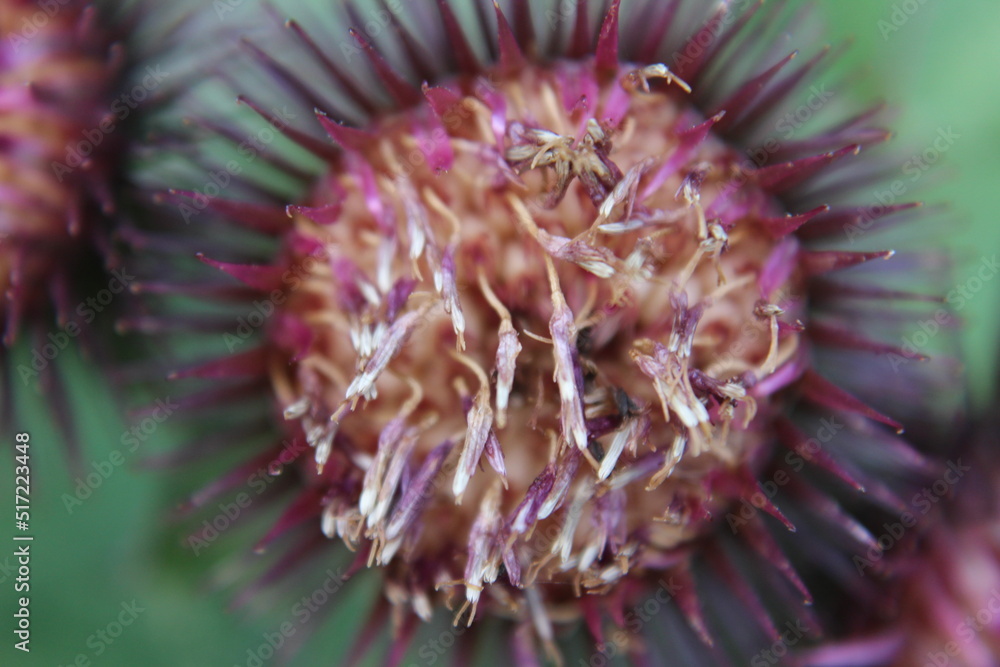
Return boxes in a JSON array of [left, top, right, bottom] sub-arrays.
[[2, 1, 998, 665]]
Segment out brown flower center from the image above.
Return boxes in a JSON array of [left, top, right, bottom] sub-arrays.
[[272, 59, 805, 623]]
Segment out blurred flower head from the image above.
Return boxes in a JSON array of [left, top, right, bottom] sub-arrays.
[[0, 0, 125, 344], [801, 407, 997, 667], [148, 0, 962, 663]]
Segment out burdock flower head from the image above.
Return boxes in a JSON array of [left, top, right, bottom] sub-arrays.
[[0, 0, 126, 345], [800, 406, 996, 667], [1, 0, 197, 442], [885, 518, 1000, 667], [155, 0, 957, 663]]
